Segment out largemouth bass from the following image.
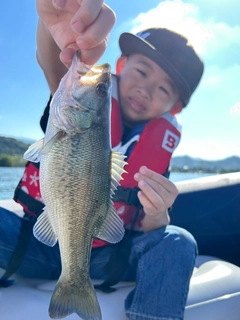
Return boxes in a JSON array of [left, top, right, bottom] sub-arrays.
[[24, 51, 126, 320]]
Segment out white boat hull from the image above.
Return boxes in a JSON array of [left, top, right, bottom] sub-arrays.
[[1, 172, 240, 320]]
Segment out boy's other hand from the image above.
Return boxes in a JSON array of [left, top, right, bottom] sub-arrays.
[[134, 166, 179, 232], [37, 0, 116, 67]]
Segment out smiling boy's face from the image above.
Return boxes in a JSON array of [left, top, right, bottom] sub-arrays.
[[118, 54, 182, 128]]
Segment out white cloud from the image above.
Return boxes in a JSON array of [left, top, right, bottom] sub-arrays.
[[199, 64, 240, 106], [202, 22, 240, 58], [129, 0, 240, 65], [125, 0, 240, 161], [130, 0, 213, 54], [230, 102, 240, 116], [201, 72, 222, 89]]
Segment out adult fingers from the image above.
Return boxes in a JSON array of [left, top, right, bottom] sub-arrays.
[[79, 41, 108, 65], [52, 0, 67, 10], [75, 4, 116, 50], [52, 0, 82, 10], [60, 40, 107, 67], [71, 0, 105, 34], [60, 46, 79, 68]]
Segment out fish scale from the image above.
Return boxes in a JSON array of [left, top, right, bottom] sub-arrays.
[[24, 51, 127, 320], [41, 134, 110, 270]]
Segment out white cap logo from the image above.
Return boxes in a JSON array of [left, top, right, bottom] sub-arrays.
[[136, 31, 151, 40]]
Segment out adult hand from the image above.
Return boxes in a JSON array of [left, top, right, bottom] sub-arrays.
[[37, 0, 116, 67], [134, 166, 179, 232]]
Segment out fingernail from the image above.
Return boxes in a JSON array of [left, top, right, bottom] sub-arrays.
[[72, 21, 85, 34], [53, 0, 65, 9], [140, 166, 147, 174], [134, 173, 140, 180], [139, 180, 145, 187]]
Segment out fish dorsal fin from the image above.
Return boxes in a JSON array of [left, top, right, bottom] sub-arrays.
[[33, 209, 58, 247], [23, 138, 45, 162], [94, 204, 125, 243], [111, 151, 127, 196]]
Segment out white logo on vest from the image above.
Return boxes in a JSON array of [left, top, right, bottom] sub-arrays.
[[162, 129, 180, 153]]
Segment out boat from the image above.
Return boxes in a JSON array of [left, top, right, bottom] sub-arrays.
[[0, 172, 240, 320]]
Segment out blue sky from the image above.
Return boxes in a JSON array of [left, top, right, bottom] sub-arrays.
[[0, 0, 239, 160]]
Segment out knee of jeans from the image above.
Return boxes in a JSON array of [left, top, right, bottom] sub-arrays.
[[171, 226, 198, 257]]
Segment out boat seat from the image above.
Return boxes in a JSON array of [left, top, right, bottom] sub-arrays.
[[1, 200, 240, 319], [1, 257, 240, 319], [186, 256, 240, 320]]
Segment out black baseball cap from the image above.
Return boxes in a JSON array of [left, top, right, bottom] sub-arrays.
[[119, 28, 204, 106]]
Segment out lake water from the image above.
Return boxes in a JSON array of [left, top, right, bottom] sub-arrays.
[[0, 167, 215, 200]]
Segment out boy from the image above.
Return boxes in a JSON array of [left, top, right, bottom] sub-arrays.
[[0, 1, 204, 319]]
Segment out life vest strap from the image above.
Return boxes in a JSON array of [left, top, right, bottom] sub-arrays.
[[112, 187, 140, 206], [94, 209, 143, 293], [1, 162, 44, 286], [94, 230, 134, 293], [13, 185, 44, 219], [0, 215, 35, 287]]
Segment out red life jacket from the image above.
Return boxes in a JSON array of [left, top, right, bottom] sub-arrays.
[[14, 161, 44, 219], [92, 75, 181, 247], [14, 75, 181, 247]]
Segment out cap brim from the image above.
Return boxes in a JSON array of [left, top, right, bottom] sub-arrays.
[[119, 32, 191, 105]]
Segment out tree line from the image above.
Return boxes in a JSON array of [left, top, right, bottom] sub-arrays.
[[0, 154, 27, 167], [0, 136, 29, 167]]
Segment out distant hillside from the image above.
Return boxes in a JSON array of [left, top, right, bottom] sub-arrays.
[[170, 155, 240, 173], [0, 136, 30, 166], [1, 136, 240, 172], [0, 136, 29, 156]]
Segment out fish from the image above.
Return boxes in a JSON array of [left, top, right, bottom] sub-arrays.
[[24, 51, 127, 320]]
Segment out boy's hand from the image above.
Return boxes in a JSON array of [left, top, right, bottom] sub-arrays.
[[36, 0, 116, 67], [134, 166, 179, 232]]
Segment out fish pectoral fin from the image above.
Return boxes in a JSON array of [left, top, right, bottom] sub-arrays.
[[33, 209, 58, 247], [40, 131, 66, 155], [94, 205, 125, 243], [110, 151, 128, 197], [23, 138, 45, 162], [23, 132, 65, 162]]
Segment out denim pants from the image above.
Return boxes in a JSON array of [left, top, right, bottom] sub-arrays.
[[0, 206, 197, 320]]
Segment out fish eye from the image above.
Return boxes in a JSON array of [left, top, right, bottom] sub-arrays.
[[96, 82, 107, 97]]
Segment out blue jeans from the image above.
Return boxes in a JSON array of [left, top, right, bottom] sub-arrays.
[[0, 206, 197, 320]]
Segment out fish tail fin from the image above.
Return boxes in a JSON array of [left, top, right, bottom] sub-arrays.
[[48, 277, 102, 320]]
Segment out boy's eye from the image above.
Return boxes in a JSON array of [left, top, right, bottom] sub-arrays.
[[136, 69, 146, 77], [159, 86, 170, 96]]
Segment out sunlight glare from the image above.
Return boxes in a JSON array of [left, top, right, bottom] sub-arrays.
[[191, 265, 231, 285], [131, 0, 213, 54]]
